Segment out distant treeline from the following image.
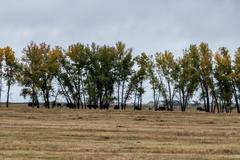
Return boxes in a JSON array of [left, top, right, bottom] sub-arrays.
[[0, 42, 240, 113]]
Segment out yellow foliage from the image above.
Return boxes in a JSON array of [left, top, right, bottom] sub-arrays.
[[0, 48, 5, 62], [4, 46, 16, 66]]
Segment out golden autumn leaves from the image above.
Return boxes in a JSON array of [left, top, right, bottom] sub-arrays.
[[0, 46, 18, 107], [0, 41, 240, 113]]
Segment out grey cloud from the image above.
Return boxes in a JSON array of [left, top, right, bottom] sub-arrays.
[[0, 0, 240, 102], [1, 0, 239, 54]]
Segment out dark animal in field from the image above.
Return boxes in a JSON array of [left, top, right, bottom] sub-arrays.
[[114, 105, 120, 110], [100, 103, 109, 110], [92, 104, 98, 109], [156, 106, 166, 111], [51, 101, 56, 108], [167, 108, 172, 111], [43, 102, 51, 108], [51, 101, 61, 108], [134, 105, 141, 110], [27, 102, 39, 107], [57, 103, 62, 107], [66, 103, 76, 108], [197, 107, 205, 111], [87, 104, 99, 109]]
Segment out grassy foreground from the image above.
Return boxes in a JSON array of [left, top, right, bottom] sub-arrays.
[[0, 106, 240, 160]]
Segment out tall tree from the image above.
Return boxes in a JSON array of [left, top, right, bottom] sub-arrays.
[[114, 42, 134, 109], [155, 51, 177, 111], [97, 45, 117, 108], [214, 47, 232, 113], [233, 47, 240, 113], [198, 43, 213, 112], [19, 42, 46, 108], [175, 49, 199, 111], [124, 71, 138, 108], [65, 43, 89, 108], [0, 48, 4, 107], [57, 52, 76, 107], [85, 43, 99, 106], [134, 52, 150, 109], [3, 46, 18, 107], [40, 46, 63, 108], [84, 44, 117, 108], [148, 55, 160, 110], [37, 43, 52, 108]]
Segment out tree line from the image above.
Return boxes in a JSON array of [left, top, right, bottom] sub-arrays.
[[0, 41, 240, 113]]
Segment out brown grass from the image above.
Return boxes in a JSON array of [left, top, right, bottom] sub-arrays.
[[0, 106, 240, 160]]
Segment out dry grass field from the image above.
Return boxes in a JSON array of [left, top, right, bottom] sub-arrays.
[[0, 106, 240, 160]]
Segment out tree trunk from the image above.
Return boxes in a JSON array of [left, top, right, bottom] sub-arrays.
[[200, 82, 207, 111], [121, 80, 125, 110], [32, 86, 39, 108], [204, 82, 210, 112], [181, 89, 186, 112], [0, 74, 2, 107], [81, 80, 86, 109], [232, 82, 240, 113], [6, 83, 11, 108], [117, 81, 120, 107], [170, 89, 175, 111], [32, 86, 35, 108], [153, 87, 156, 111], [167, 81, 173, 111], [46, 88, 50, 108], [134, 89, 137, 107], [139, 81, 143, 110]]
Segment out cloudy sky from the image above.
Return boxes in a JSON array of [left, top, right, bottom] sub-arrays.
[[0, 0, 240, 102]]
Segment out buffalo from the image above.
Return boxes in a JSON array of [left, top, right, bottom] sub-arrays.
[[134, 105, 141, 110], [87, 104, 99, 109], [27, 102, 39, 108], [114, 105, 120, 110], [28, 102, 33, 107], [197, 107, 205, 111], [156, 106, 166, 111], [66, 103, 76, 108], [51, 101, 61, 108], [100, 103, 109, 110]]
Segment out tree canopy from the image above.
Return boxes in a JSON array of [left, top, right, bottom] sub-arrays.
[[0, 41, 240, 113]]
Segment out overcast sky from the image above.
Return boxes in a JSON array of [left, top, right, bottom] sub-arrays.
[[0, 0, 240, 102]]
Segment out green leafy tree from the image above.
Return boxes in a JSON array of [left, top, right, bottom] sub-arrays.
[[19, 42, 60, 108], [175, 48, 199, 111], [3, 46, 18, 107], [97, 45, 117, 108], [19, 42, 44, 107], [85, 43, 99, 106], [114, 42, 134, 109], [65, 43, 89, 108], [40, 46, 63, 108], [148, 55, 160, 110], [197, 43, 214, 112], [214, 47, 232, 113], [123, 71, 138, 107], [57, 52, 76, 106], [134, 52, 150, 109], [0, 48, 4, 107], [84, 43, 117, 108], [155, 51, 177, 111], [233, 48, 240, 113], [37, 43, 52, 108]]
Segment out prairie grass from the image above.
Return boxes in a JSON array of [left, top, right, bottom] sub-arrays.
[[0, 106, 240, 159]]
